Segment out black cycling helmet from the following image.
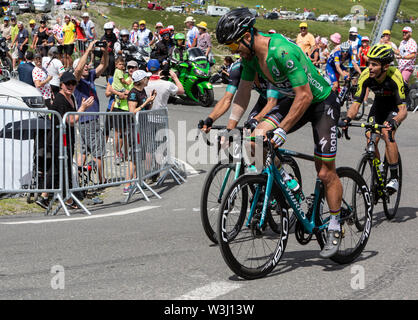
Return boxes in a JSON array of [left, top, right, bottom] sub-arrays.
[[216, 8, 256, 44], [367, 44, 394, 65]]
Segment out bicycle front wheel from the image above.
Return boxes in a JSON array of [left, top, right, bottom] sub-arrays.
[[383, 154, 402, 220], [316, 167, 373, 264], [200, 163, 239, 244], [218, 174, 289, 280]]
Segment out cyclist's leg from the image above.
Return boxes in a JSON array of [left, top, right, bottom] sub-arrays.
[[381, 110, 400, 185], [326, 64, 339, 92], [366, 103, 382, 160]]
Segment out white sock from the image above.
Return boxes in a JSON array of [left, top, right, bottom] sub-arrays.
[[328, 215, 341, 231]]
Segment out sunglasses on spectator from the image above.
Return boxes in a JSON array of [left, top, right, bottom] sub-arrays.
[[127, 66, 137, 69], [300, 27, 307, 30]]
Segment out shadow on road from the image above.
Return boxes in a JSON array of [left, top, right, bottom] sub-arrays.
[[372, 206, 417, 228]]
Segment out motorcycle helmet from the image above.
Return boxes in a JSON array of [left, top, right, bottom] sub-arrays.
[[104, 22, 114, 30], [120, 29, 130, 38], [174, 33, 186, 46]]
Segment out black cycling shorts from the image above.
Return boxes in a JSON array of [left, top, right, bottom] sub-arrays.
[[263, 91, 341, 162], [367, 97, 399, 131]]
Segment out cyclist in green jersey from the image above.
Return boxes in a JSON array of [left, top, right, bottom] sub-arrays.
[[345, 44, 407, 192], [216, 8, 343, 258]]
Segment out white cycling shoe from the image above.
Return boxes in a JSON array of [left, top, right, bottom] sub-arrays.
[[386, 179, 399, 192]]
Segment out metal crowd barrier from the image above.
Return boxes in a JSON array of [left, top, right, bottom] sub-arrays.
[[0, 105, 70, 216], [135, 108, 186, 191]]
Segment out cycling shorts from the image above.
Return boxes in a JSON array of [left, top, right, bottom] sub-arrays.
[[366, 98, 399, 132], [263, 92, 341, 161]]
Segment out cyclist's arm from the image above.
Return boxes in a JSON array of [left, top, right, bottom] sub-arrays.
[[207, 91, 235, 122], [351, 59, 362, 75], [278, 83, 313, 132], [226, 79, 253, 130], [335, 62, 347, 78], [347, 69, 368, 119], [391, 104, 407, 126]]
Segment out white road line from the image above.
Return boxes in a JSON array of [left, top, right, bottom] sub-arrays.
[[0, 206, 159, 225], [175, 281, 242, 300]]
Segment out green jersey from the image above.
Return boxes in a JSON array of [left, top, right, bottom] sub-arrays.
[[241, 33, 331, 104]]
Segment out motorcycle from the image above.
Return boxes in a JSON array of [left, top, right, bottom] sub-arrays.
[[0, 37, 12, 72], [122, 43, 151, 71], [171, 48, 214, 107]]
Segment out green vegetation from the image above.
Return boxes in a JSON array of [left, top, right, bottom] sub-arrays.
[[0, 198, 44, 216]]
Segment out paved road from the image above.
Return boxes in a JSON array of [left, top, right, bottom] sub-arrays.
[[0, 84, 417, 300]]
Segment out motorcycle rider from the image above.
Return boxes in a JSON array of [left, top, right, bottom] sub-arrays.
[[152, 28, 174, 64], [101, 22, 118, 79], [113, 29, 131, 58], [168, 33, 189, 66]]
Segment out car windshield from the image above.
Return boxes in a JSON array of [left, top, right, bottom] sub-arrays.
[[188, 48, 206, 62], [34, 0, 46, 4]]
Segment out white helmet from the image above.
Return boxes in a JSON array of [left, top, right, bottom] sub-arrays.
[[120, 29, 130, 37], [104, 22, 113, 30]]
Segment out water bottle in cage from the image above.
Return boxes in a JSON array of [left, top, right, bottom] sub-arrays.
[[279, 166, 304, 202]]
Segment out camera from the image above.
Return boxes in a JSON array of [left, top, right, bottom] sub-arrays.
[[95, 41, 107, 48]]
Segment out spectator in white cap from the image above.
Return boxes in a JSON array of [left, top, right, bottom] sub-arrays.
[[123, 69, 156, 194], [80, 12, 96, 46], [184, 16, 198, 48], [167, 25, 175, 40], [348, 26, 362, 65], [395, 26, 417, 83], [268, 29, 276, 34], [358, 36, 370, 71], [153, 22, 164, 43]]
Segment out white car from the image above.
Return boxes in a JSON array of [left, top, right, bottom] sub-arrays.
[[342, 14, 354, 22], [316, 14, 329, 22], [165, 6, 183, 13], [295, 13, 304, 20], [328, 15, 339, 22]]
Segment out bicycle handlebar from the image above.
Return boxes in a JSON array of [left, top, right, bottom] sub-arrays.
[[337, 120, 394, 142]]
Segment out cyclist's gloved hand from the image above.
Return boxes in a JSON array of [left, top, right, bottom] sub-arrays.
[[244, 118, 259, 131], [200, 117, 213, 133], [387, 118, 399, 130], [272, 127, 287, 147], [341, 116, 352, 128]]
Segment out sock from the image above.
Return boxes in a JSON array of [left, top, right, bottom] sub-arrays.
[[389, 163, 398, 180], [328, 209, 341, 231]]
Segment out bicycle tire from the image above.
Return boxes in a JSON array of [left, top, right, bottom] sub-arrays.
[[200, 163, 239, 244], [316, 167, 373, 264], [383, 154, 402, 220], [218, 174, 289, 280], [356, 154, 375, 230]]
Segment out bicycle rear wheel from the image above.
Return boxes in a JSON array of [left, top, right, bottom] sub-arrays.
[[383, 154, 402, 220], [200, 163, 239, 244], [316, 167, 372, 264], [356, 155, 375, 230], [218, 174, 289, 280]]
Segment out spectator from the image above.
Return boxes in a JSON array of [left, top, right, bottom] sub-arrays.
[[73, 40, 109, 185], [46, 29, 56, 51], [10, 16, 18, 70], [309, 36, 321, 68], [0, 17, 12, 46], [348, 26, 362, 63], [296, 22, 315, 55], [72, 16, 86, 56], [319, 37, 329, 69], [168, 33, 189, 66], [17, 51, 35, 86], [80, 12, 96, 45], [32, 53, 53, 108], [31, 18, 49, 57], [125, 69, 156, 193], [28, 19, 38, 47], [268, 29, 276, 34], [329, 32, 341, 54], [62, 14, 76, 70], [152, 28, 174, 63], [167, 25, 175, 40], [358, 37, 370, 71], [129, 21, 140, 46], [42, 46, 65, 97], [396, 26, 417, 84], [110, 21, 119, 39], [184, 16, 199, 48], [36, 72, 94, 210], [380, 30, 398, 50], [11, 21, 29, 66], [114, 29, 130, 57], [145, 59, 184, 109], [52, 17, 64, 62], [153, 22, 164, 43], [195, 22, 212, 59], [137, 20, 153, 50]]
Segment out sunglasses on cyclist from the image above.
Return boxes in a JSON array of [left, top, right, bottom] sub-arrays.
[[224, 33, 246, 52]]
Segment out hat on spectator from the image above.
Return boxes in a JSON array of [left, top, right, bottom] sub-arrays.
[[34, 53, 42, 59], [48, 46, 59, 55], [184, 16, 195, 24], [3, 17, 9, 21], [382, 29, 391, 35], [17, 21, 23, 26], [330, 33, 341, 44], [159, 28, 170, 36], [320, 37, 328, 45], [127, 60, 138, 68], [132, 70, 152, 83], [299, 22, 308, 28], [361, 36, 370, 42], [167, 25, 174, 31], [147, 59, 160, 72], [196, 21, 207, 30], [64, 14, 70, 19], [349, 26, 358, 34], [139, 20, 146, 25], [402, 26, 412, 33], [29, 19, 36, 25], [60, 72, 77, 84], [25, 51, 34, 61], [268, 29, 276, 34], [156, 22, 163, 27], [82, 12, 89, 18]]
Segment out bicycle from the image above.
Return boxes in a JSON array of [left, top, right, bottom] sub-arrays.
[[338, 77, 365, 121], [342, 121, 402, 221], [198, 123, 302, 244], [217, 130, 373, 280]]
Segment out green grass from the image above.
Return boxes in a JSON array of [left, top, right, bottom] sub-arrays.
[[0, 198, 44, 216]]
